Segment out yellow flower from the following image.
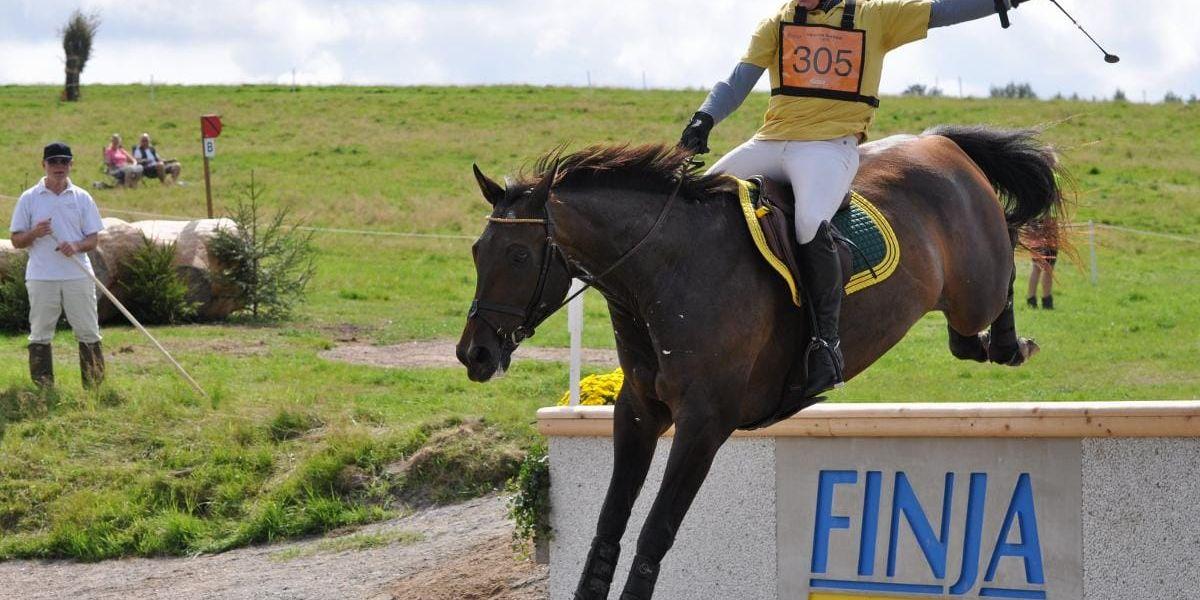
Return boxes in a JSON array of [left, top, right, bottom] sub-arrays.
[[557, 368, 624, 406]]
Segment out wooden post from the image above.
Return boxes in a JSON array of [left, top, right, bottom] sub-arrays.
[[203, 152, 213, 218], [200, 115, 222, 219]]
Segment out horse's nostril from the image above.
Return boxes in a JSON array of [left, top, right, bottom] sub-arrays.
[[468, 346, 491, 365]]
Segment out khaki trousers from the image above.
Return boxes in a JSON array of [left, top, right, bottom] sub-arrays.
[[27, 278, 102, 344]]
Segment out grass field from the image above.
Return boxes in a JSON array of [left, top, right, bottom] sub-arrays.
[[0, 84, 1197, 560]]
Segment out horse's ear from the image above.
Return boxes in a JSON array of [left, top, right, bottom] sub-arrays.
[[473, 163, 505, 206], [531, 162, 559, 204]]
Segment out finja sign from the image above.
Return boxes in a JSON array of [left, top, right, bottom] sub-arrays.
[[807, 469, 1046, 599]]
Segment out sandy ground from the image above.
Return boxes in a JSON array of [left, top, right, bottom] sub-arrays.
[[320, 340, 618, 370], [0, 496, 547, 600]]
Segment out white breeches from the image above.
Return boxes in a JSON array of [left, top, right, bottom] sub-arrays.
[[707, 136, 860, 244]]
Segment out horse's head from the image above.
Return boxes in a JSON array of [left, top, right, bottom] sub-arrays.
[[456, 163, 572, 382]]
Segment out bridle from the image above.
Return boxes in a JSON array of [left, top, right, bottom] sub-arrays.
[[467, 166, 690, 352]]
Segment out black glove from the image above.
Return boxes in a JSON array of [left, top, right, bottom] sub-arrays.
[[678, 111, 714, 154]]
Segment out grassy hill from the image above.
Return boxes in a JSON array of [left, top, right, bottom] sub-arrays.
[[0, 85, 1197, 559]]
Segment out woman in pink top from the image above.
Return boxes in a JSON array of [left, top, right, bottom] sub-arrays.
[[104, 134, 143, 187]]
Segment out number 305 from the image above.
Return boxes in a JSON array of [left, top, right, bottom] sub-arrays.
[[791, 47, 854, 76]]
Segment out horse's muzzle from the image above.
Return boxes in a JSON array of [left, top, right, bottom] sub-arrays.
[[456, 321, 512, 382]]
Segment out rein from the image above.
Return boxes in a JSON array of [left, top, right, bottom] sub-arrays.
[[470, 166, 690, 348]]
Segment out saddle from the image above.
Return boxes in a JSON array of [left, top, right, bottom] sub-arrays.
[[747, 176, 854, 303], [735, 176, 900, 429]]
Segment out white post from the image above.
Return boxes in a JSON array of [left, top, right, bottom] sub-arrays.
[[568, 279, 585, 406], [1089, 220, 1098, 285]]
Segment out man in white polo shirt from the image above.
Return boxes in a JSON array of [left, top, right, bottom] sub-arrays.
[[9, 142, 106, 388]]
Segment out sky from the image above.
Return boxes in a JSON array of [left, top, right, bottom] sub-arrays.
[[1, 0, 1196, 102]]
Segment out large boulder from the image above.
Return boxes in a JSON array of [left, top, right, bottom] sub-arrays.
[[0, 239, 18, 275], [130, 219, 242, 320], [87, 218, 145, 322]]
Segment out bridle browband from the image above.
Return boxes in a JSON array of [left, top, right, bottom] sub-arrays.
[[468, 165, 691, 352]]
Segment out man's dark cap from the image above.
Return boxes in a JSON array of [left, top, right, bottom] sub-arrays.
[[43, 141, 73, 160]]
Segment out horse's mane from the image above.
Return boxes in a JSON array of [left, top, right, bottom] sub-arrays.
[[515, 143, 739, 202]]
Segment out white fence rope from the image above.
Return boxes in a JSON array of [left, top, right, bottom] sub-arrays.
[[0, 193, 475, 241], [3, 192, 1197, 245]]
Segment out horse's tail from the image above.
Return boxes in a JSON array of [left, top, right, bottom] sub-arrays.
[[924, 124, 1071, 253]]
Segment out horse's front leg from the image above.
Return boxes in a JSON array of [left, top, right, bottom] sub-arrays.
[[575, 394, 670, 600], [617, 408, 738, 600]]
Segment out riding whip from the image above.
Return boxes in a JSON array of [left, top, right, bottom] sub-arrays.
[[52, 233, 207, 398]]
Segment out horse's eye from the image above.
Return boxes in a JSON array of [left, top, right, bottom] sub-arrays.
[[507, 244, 531, 265]]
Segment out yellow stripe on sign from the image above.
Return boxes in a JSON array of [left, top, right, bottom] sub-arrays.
[[810, 593, 906, 600]]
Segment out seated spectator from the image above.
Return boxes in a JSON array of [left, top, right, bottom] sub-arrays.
[[104, 134, 143, 187], [133, 133, 182, 185]]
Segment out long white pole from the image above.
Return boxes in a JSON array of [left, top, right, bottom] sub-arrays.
[[54, 235, 207, 398], [567, 279, 584, 406]]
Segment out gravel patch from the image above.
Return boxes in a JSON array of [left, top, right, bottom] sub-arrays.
[[0, 495, 546, 600], [320, 340, 618, 370]]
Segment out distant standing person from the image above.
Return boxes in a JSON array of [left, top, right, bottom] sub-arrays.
[[9, 142, 107, 388], [1027, 218, 1057, 309], [133, 132, 182, 185]]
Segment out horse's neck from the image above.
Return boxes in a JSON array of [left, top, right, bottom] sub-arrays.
[[550, 187, 676, 280]]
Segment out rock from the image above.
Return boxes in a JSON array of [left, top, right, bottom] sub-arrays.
[[131, 218, 242, 320], [0, 239, 19, 276], [87, 218, 144, 322]]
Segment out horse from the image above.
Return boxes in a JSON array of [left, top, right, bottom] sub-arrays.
[[456, 125, 1067, 600]]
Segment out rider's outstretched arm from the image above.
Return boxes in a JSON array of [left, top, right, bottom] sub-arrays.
[[931, 0, 1020, 27]]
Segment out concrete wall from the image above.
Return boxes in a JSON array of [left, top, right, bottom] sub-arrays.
[[542, 403, 1200, 600]]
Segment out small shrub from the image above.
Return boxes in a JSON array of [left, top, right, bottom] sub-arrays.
[[506, 443, 550, 550], [118, 236, 198, 325], [208, 178, 316, 321], [1163, 91, 1183, 104], [0, 253, 30, 333], [1112, 88, 1127, 102]]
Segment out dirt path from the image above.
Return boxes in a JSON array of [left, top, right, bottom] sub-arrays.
[[320, 340, 618, 370], [0, 496, 547, 600]]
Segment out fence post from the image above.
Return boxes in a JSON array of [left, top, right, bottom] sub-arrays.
[[1089, 220, 1098, 285], [568, 279, 585, 406]]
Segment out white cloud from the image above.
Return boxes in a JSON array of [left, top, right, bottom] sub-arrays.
[[0, 0, 1195, 100]]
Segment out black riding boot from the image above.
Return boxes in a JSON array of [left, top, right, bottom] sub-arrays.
[[574, 537, 621, 600], [29, 343, 54, 388], [797, 221, 845, 399], [79, 341, 105, 389]]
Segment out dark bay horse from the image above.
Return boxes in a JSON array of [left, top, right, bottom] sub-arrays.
[[456, 126, 1066, 600]]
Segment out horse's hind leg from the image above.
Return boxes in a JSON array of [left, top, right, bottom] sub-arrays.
[[617, 411, 737, 600], [985, 256, 1040, 366], [947, 323, 988, 362], [574, 399, 668, 600]]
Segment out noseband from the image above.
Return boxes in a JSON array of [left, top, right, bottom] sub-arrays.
[[467, 167, 689, 351]]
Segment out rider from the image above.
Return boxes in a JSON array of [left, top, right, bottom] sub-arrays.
[[680, 0, 1026, 398]]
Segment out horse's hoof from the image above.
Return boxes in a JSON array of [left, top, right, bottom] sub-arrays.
[[1018, 337, 1039, 362], [994, 337, 1038, 367]]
